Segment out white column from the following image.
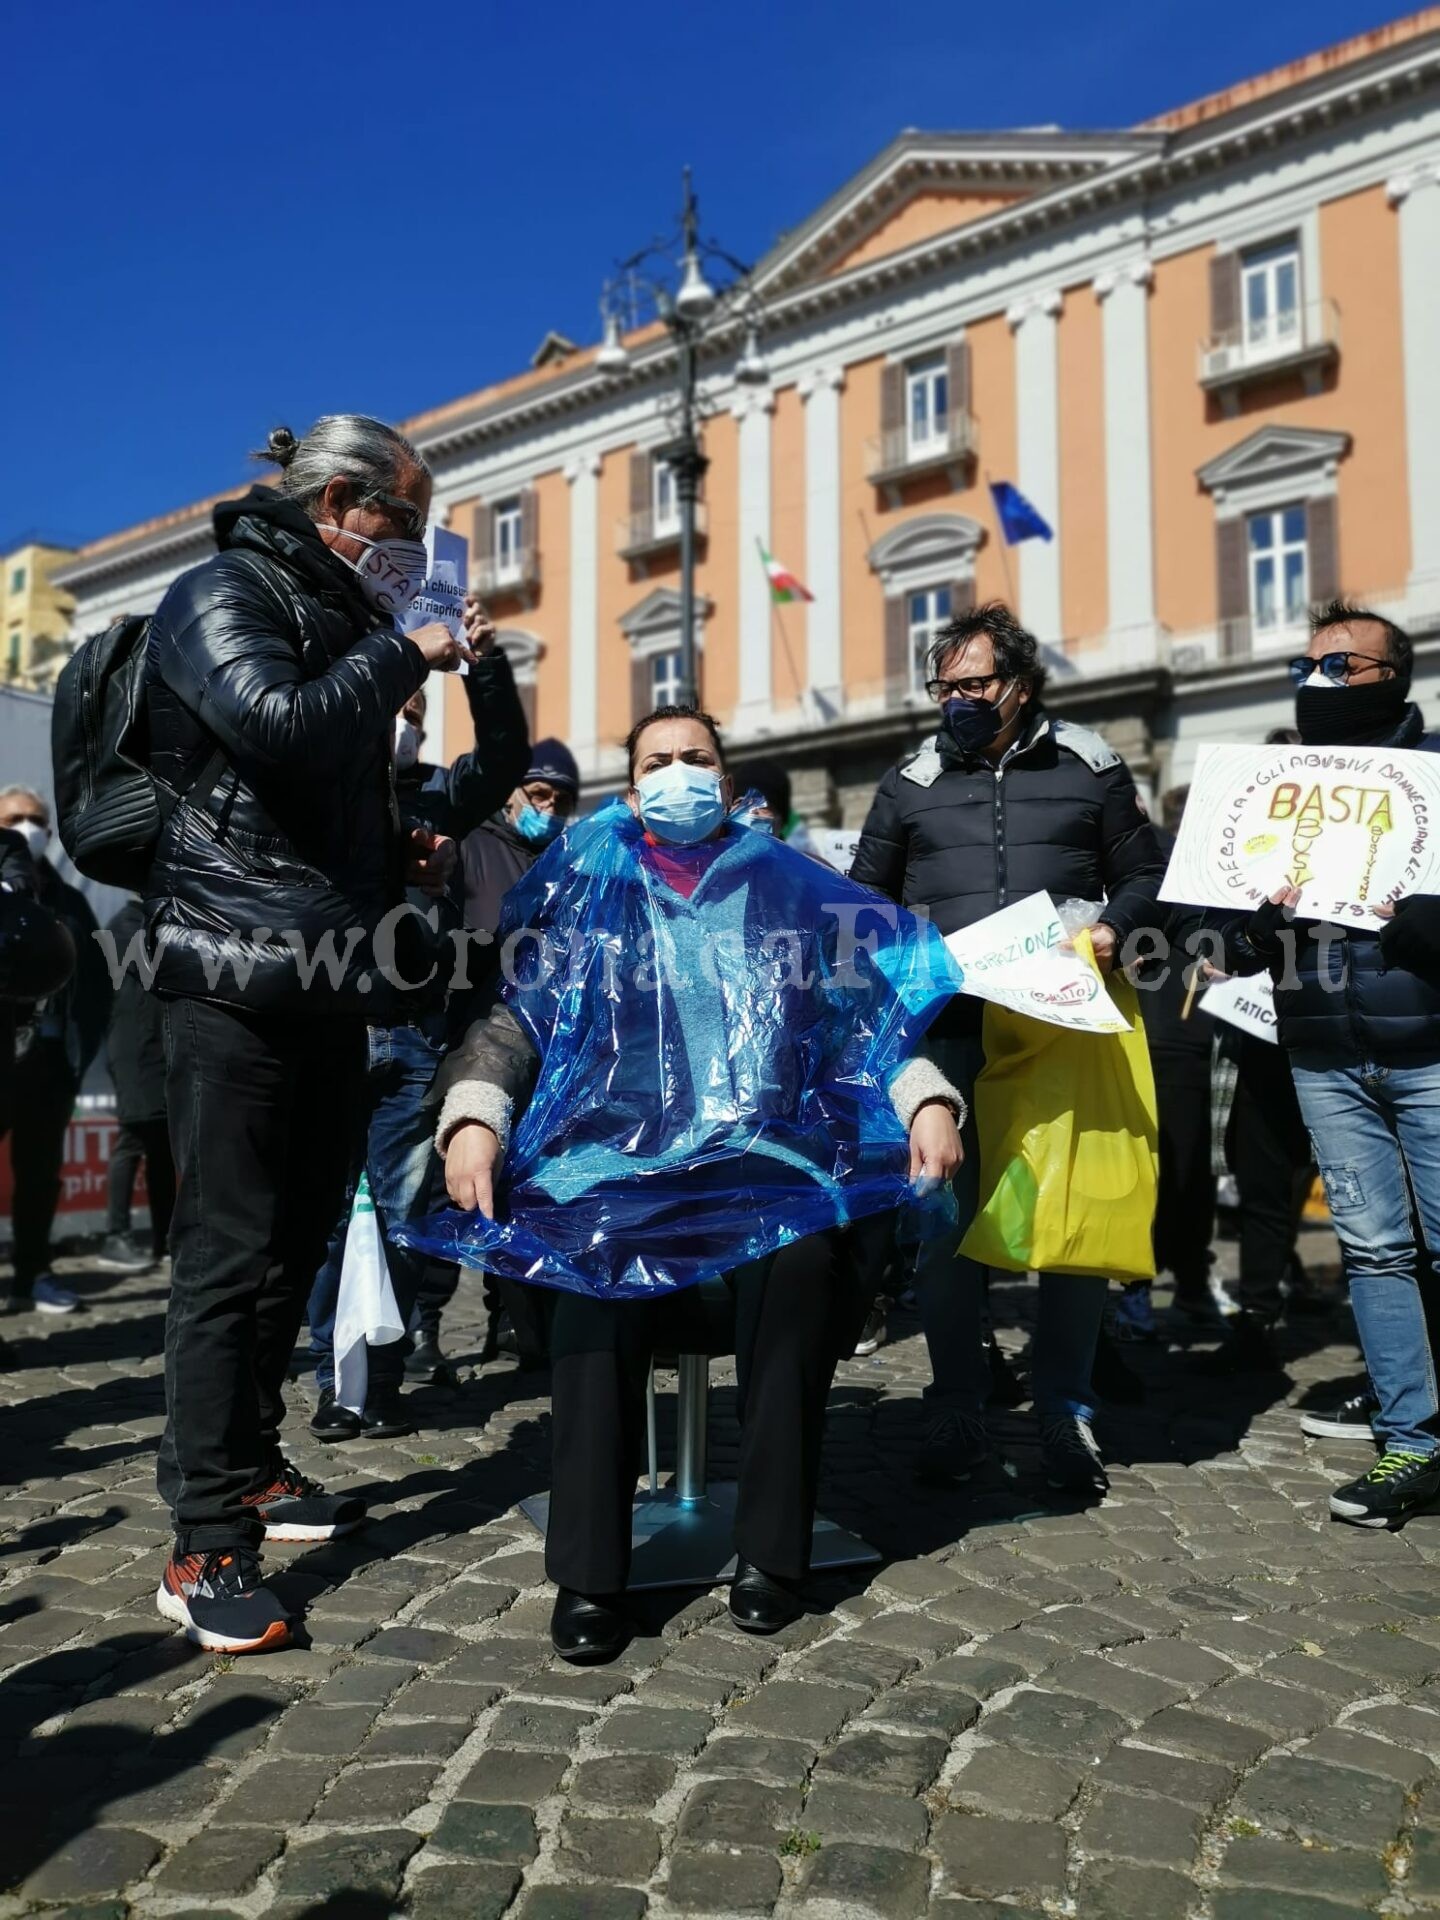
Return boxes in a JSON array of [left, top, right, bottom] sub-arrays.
[[564, 452, 601, 771], [1007, 289, 1063, 641], [1389, 164, 1440, 598], [799, 366, 845, 708], [1095, 261, 1156, 641], [733, 387, 775, 730]]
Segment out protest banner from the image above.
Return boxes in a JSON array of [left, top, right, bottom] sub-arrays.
[[944, 892, 1131, 1034], [1161, 742, 1440, 928], [813, 828, 861, 875], [1200, 970, 1279, 1045], [0, 1107, 146, 1241], [401, 526, 471, 664]]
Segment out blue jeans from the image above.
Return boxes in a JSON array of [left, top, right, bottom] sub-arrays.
[[914, 1034, 1108, 1424], [1291, 1051, 1440, 1457], [308, 1017, 448, 1395]]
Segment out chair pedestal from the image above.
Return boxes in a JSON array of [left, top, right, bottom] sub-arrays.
[[519, 1352, 879, 1592]]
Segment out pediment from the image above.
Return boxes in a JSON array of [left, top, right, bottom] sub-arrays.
[[753, 130, 1156, 297], [619, 586, 712, 643], [1197, 425, 1350, 493]]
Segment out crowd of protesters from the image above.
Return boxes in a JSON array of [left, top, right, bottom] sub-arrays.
[[9, 411, 1440, 1661]]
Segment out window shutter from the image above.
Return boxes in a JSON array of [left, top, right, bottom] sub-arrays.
[[1215, 517, 1250, 658], [884, 597, 909, 705], [631, 652, 652, 727], [629, 451, 651, 516], [946, 339, 972, 420], [1209, 251, 1241, 340], [950, 577, 976, 618], [471, 501, 493, 573], [880, 364, 904, 438], [519, 487, 538, 559], [1306, 496, 1339, 606]]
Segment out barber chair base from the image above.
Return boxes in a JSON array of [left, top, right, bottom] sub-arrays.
[[519, 1481, 880, 1593]]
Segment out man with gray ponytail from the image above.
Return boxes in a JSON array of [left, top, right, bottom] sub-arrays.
[[147, 414, 482, 1654]]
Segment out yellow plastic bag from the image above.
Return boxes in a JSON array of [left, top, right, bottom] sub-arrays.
[[960, 942, 1159, 1280]]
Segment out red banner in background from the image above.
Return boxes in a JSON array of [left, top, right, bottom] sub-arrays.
[[0, 1110, 148, 1237]]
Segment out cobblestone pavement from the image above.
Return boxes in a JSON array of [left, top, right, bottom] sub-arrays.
[[3, 1226, 1440, 1919]]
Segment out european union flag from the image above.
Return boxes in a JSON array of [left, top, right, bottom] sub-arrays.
[[989, 480, 1054, 545]]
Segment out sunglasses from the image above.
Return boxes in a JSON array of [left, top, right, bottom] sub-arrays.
[[367, 490, 428, 542], [1287, 650, 1393, 688]]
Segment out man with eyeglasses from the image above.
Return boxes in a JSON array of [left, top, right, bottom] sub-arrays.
[[1219, 599, 1440, 1530], [852, 602, 1165, 1495]]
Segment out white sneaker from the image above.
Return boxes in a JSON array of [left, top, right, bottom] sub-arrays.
[[31, 1276, 81, 1314]]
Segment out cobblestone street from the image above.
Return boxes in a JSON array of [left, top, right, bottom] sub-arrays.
[[3, 1230, 1440, 1919]]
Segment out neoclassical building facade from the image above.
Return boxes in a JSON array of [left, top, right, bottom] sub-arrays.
[[57, 10, 1440, 821]]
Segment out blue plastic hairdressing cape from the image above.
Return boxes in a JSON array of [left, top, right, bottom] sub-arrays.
[[396, 801, 962, 1299]]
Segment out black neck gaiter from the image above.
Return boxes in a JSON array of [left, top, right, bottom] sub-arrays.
[[1295, 680, 1408, 747]]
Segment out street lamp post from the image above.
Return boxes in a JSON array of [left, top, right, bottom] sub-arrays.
[[596, 168, 763, 710]]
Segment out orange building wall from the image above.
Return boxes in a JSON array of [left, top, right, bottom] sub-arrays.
[[826, 190, 1024, 277], [770, 385, 807, 708], [1150, 188, 1408, 639], [1320, 184, 1410, 594], [1057, 286, 1108, 640]]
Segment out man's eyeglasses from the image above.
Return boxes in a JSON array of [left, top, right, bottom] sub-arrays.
[[1287, 650, 1393, 688], [925, 674, 1004, 702], [368, 490, 428, 541]]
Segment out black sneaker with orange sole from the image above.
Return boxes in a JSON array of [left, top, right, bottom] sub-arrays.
[[241, 1460, 367, 1543], [156, 1546, 291, 1653]]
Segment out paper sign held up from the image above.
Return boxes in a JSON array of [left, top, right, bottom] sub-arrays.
[[944, 892, 1132, 1035]]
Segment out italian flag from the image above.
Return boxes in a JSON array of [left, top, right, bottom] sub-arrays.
[[759, 543, 814, 604]]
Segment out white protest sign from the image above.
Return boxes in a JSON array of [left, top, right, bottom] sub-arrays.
[[944, 892, 1132, 1034], [1161, 742, 1440, 929], [1200, 970, 1279, 1046], [813, 829, 861, 875], [401, 525, 471, 671]]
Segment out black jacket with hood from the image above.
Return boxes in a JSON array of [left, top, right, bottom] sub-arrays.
[[142, 487, 427, 1013]]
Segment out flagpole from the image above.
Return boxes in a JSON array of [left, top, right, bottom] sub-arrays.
[[757, 538, 807, 714], [984, 468, 1018, 612]]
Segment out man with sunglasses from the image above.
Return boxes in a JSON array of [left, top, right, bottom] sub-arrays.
[[852, 602, 1165, 1496], [1221, 600, 1440, 1530]]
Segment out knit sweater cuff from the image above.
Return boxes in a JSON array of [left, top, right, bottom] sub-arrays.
[[888, 1056, 968, 1131], [435, 1080, 513, 1156]]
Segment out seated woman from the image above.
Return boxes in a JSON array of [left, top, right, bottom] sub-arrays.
[[427, 704, 965, 1662]]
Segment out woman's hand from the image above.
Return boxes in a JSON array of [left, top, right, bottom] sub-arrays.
[[461, 594, 496, 657], [445, 1121, 503, 1214], [908, 1099, 963, 1191]]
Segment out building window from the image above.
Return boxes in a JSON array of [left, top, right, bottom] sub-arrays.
[[1241, 240, 1300, 356], [650, 649, 684, 708], [493, 497, 524, 581], [906, 355, 949, 456], [908, 585, 953, 685], [1248, 504, 1308, 633], [652, 461, 679, 538], [8, 567, 24, 596]]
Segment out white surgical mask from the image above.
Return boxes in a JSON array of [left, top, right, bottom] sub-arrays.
[[635, 763, 727, 846], [1301, 668, 1343, 690], [334, 529, 429, 616], [394, 717, 423, 772], [10, 820, 48, 862]]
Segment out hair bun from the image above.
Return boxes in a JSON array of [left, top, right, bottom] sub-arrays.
[[251, 424, 299, 469]]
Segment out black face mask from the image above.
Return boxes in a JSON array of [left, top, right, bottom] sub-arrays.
[[1295, 677, 1408, 746]]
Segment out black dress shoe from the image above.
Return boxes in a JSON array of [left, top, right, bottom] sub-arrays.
[[729, 1557, 805, 1634], [359, 1389, 416, 1439], [309, 1387, 362, 1442], [550, 1588, 630, 1664]]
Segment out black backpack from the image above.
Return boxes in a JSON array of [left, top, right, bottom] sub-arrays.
[[52, 615, 223, 891]]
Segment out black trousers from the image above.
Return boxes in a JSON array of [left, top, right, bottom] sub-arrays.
[[157, 997, 364, 1553], [1227, 1036, 1316, 1320], [107, 1117, 176, 1254], [11, 1040, 78, 1294], [546, 1229, 863, 1593], [1152, 1054, 1215, 1294]]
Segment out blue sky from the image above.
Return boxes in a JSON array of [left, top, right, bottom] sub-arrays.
[[2, 0, 1406, 552]]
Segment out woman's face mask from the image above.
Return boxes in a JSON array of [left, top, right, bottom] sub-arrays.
[[335, 528, 429, 616], [393, 716, 423, 772], [634, 762, 727, 846]]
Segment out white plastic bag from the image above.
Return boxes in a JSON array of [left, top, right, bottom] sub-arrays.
[[333, 1173, 406, 1415]]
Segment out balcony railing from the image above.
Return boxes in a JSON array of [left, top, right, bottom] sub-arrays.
[[473, 545, 540, 599], [616, 501, 708, 562], [1198, 299, 1340, 390], [865, 410, 977, 488]]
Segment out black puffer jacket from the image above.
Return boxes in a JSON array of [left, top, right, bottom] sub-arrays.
[[143, 487, 427, 1012], [854, 709, 1164, 914], [1219, 707, 1440, 1060]]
